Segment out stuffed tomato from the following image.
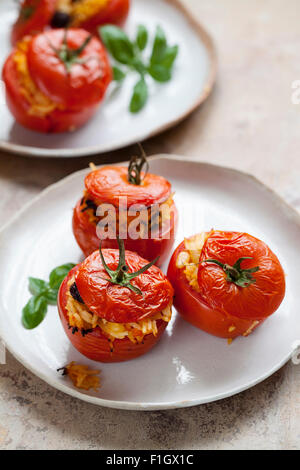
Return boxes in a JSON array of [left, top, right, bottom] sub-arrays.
[[12, 0, 130, 44], [72, 157, 178, 267], [167, 231, 286, 341], [3, 28, 111, 133], [58, 239, 174, 362]]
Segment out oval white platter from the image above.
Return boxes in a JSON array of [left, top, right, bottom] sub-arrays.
[[0, 0, 216, 158], [0, 155, 299, 410]]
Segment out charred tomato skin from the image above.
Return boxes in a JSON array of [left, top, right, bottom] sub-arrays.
[[167, 233, 285, 339], [72, 166, 178, 266], [72, 198, 178, 267], [58, 263, 169, 363]]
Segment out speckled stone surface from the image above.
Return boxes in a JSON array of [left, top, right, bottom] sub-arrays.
[[0, 0, 300, 450]]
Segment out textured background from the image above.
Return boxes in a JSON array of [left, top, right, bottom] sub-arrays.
[[0, 0, 300, 450]]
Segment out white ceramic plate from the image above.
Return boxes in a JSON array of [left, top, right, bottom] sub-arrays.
[[0, 156, 299, 410], [0, 0, 216, 158]]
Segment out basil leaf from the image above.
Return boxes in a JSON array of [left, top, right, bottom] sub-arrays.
[[28, 277, 48, 296], [131, 57, 146, 75], [23, 262, 75, 330], [136, 25, 148, 51], [160, 45, 179, 69], [148, 64, 171, 82], [130, 78, 148, 113], [113, 66, 126, 81], [44, 288, 59, 305], [22, 296, 48, 330], [99, 24, 178, 114], [150, 25, 167, 65], [99, 25, 135, 65], [49, 263, 75, 290]]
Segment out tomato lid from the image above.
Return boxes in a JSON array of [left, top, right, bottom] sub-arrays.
[[75, 249, 174, 323], [197, 231, 285, 320], [27, 28, 111, 109], [11, 0, 56, 46], [84, 166, 172, 208]]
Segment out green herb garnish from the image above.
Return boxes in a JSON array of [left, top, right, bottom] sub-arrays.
[[22, 263, 75, 329], [113, 66, 126, 82], [99, 24, 179, 113], [130, 77, 148, 113]]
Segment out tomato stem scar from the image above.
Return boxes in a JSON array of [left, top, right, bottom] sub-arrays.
[[48, 28, 93, 73], [202, 257, 260, 287], [99, 237, 159, 295]]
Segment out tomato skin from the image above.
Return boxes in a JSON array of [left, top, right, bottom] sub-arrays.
[[167, 242, 264, 339], [72, 165, 177, 266], [11, 0, 57, 46], [27, 29, 112, 110], [58, 267, 167, 363], [11, 0, 130, 45], [3, 52, 52, 133], [72, 198, 178, 267], [78, 0, 130, 33], [75, 249, 174, 323], [3, 51, 101, 133], [2, 30, 112, 133], [72, 199, 102, 258], [198, 231, 286, 321], [85, 166, 172, 208]]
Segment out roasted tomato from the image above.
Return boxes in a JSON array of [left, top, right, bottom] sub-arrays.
[[58, 239, 174, 363], [11, 0, 56, 46], [72, 157, 178, 267], [12, 0, 130, 45], [167, 231, 286, 341], [3, 29, 112, 133]]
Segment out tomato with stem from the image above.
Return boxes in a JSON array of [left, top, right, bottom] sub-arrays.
[[167, 231, 286, 339]]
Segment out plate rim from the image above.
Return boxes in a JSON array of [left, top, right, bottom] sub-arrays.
[[0, 154, 297, 410], [0, 0, 217, 159]]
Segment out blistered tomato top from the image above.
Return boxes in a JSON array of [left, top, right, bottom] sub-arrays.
[[75, 249, 174, 323], [197, 231, 286, 320], [27, 29, 112, 110], [84, 166, 172, 208]]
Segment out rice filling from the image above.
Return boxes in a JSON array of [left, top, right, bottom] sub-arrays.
[[66, 277, 172, 344]]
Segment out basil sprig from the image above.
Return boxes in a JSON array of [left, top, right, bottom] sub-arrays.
[[99, 24, 179, 113], [22, 263, 75, 329]]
